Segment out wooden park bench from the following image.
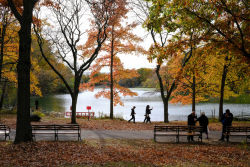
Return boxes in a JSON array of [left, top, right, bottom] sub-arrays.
[[31, 124, 81, 141], [0, 124, 10, 140], [225, 126, 250, 142], [56, 124, 81, 141], [154, 125, 203, 143]]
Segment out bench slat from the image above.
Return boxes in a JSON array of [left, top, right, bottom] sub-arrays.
[[154, 125, 203, 143], [0, 124, 10, 141], [31, 124, 81, 141], [225, 126, 250, 142]]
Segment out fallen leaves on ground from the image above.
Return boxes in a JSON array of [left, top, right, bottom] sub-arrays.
[[0, 139, 249, 167], [1, 115, 250, 131]]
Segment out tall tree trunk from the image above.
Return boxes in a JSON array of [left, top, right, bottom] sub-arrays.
[[0, 23, 7, 83], [110, 26, 114, 119], [0, 79, 7, 110], [219, 63, 228, 120], [71, 79, 80, 124], [110, 61, 114, 119], [192, 75, 196, 112], [7, 0, 37, 143], [163, 99, 169, 123], [0, 22, 7, 111], [15, 22, 32, 143], [156, 64, 171, 123], [71, 95, 78, 124]]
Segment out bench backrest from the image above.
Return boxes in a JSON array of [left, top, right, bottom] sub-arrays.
[[154, 125, 179, 132], [32, 125, 56, 130], [32, 124, 80, 131], [226, 126, 250, 132], [0, 124, 9, 130], [154, 125, 203, 133], [56, 124, 80, 131]]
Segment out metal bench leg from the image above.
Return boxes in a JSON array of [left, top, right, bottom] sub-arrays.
[[78, 133, 81, 141], [226, 135, 229, 142], [33, 135, 36, 141], [55, 133, 58, 141]]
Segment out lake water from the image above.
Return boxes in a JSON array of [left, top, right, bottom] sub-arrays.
[[31, 88, 250, 122]]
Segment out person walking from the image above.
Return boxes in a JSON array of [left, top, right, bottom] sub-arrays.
[[144, 105, 152, 123], [219, 109, 233, 141], [128, 106, 136, 123], [187, 111, 197, 141], [197, 112, 209, 139]]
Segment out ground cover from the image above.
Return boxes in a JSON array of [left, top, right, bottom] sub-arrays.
[[1, 114, 250, 131], [0, 139, 249, 167]]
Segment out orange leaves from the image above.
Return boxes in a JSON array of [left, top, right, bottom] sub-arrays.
[[0, 139, 249, 166], [0, 0, 22, 7], [79, 0, 144, 107], [0, 0, 8, 6]]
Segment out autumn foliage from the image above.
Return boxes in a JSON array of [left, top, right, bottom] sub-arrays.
[[80, 0, 145, 107]]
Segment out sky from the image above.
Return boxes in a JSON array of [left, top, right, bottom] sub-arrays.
[[118, 24, 156, 70], [40, 1, 157, 71]]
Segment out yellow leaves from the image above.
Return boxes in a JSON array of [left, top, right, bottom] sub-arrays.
[[2, 70, 17, 83], [30, 72, 42, 96]]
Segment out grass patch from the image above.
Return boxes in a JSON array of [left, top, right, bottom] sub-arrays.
[[0, 109, 16, 115], [95, 111, 124, 121], [208, 118, 219, 123]]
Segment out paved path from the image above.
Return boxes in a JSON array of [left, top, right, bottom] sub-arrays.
[[1, 129, 247, 143]]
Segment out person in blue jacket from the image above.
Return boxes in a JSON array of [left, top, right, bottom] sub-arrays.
[[219, 109, 233, 141]]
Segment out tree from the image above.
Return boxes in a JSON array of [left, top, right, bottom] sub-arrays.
[[131, 0, 197, 122], [34, 0, 114, 124], [199, 44, 250, 119], [0, 5, 16, 109], [169, 49, 210, 111], [145, 0, 250, 60], [81, 0, 144, 119], [31, 37, 73, 95], [0, 4, 12, 84], [0, 11, 42, 110], [6, 0, 39, 143]]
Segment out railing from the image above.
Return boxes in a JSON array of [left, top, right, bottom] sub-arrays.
[[65, 112, 95, 119], [234, 112, 250, 121]]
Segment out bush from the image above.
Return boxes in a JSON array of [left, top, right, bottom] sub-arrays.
[[30, 114, 41, 122], [32, 111, 45, 117]]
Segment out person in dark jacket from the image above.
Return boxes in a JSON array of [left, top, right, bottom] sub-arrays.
[[197, 112, 209, 139], [219, 109, 233, 141], [144, 105, 152, 123], [187, 111, 197, 141], [128, 106, 136, 123]]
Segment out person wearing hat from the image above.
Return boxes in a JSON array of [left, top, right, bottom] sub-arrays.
[[197, 112, 209, 139], [128, 106, 136, 123]]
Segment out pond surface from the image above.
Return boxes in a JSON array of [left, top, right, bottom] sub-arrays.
[[31, 88, 250, 122]]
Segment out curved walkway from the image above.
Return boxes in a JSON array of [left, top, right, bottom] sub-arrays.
[[2, 129, 247, 143]]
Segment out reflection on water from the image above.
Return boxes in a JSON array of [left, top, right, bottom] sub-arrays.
[[30, 95, 65, 114], [31, 88, 250, 122]]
